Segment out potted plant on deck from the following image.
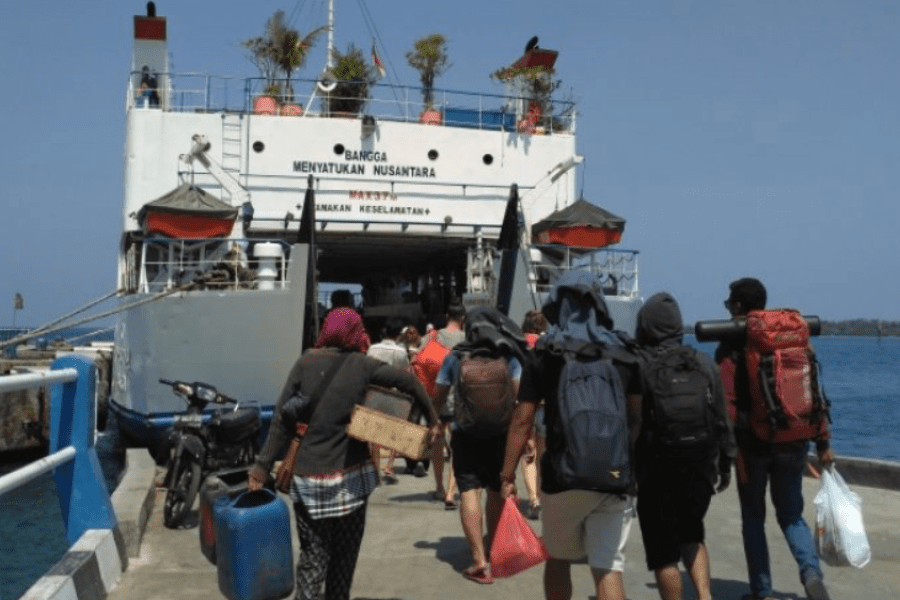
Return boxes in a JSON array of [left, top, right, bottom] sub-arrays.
[[406, 34, 449, 125], [325, 44, 377, 117], [243, 10, 325, 116], [243, 26, 279, 114], [491, 49, 561, 134]]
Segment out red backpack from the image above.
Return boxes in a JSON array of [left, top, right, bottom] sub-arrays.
[[744, 309, 830, 443], [412, 331, 451, 396]]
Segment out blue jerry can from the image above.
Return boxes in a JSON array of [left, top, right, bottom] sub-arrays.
[[214, 489, 294, 600]]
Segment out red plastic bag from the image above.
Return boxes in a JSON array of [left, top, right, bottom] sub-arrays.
[[489, 496, 550, 578]]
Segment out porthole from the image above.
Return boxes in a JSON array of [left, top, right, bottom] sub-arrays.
[[428, 149, 439, 161], [483, 154, 494, 165], [252, 141, 265, 153], [334, 144, 345, 155]]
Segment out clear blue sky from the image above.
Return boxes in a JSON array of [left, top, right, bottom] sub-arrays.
[[1, 0, 898, 329]]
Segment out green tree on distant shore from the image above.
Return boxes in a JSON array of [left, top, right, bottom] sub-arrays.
[[820, 319, 900, 336]]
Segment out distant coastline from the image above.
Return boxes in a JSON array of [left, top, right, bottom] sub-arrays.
[[820, 319, 900, 336]]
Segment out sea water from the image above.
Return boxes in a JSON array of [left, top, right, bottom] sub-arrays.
[[0, 414, 124, 600], [1, 336, 898, 598], [689, 335, 900, 462]]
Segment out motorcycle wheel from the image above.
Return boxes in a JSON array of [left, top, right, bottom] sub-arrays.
[[163, 454, 202, 528]]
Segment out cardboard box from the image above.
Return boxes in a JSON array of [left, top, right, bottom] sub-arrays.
[[347, 405, 434, 459]]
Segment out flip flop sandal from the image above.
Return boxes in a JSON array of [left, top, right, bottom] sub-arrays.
[[444, 498, 458, 510], [462, 565, 493, 584]]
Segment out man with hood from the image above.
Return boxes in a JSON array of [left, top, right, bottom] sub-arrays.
[[500, 271, 642, 600], [634, 292, 735, 600], [432, 306, 526, 585]]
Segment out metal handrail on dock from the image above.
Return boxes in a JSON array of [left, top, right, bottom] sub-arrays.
[[0, 358, 118, 540], [0, 368, 78, 497], [2, 357, 128, 600]]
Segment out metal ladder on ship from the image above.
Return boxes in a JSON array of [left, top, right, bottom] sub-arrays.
[[220, 113, 245, 200]]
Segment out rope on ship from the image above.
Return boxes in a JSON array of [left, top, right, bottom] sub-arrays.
[[0, 282, 200, 351]]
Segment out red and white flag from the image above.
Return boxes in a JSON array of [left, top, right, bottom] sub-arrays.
[[372, 44, 386, 79]]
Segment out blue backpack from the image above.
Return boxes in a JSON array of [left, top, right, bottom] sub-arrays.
[[551, 341, 634, 494]]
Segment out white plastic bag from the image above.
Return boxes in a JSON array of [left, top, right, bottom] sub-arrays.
[[813, 464, 871, 568]]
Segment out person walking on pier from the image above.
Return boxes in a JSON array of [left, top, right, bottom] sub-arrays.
[[248, 308, 440, 600], [432, 306, 524, 584], [716, 278, 834, 600], [519, 309, 548, 520], [412, 300, 466, 506], [367, 316, 412, 484], [634, 292, 735, 600], [501, 271, 643, 600]]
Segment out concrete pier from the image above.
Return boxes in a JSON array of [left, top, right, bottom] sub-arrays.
[[106, 457, 900, 600]]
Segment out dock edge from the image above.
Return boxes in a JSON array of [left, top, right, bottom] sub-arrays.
[[20, 448, 155, 600]]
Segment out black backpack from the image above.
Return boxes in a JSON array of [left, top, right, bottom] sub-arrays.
[[551, 342, 633, 494], [644, 345, 718, 449]]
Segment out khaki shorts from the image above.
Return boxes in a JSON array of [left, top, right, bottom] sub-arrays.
[[541, 489, 635, 571]]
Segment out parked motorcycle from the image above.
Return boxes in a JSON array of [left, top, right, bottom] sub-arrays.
[[159, 379, 261, 528]]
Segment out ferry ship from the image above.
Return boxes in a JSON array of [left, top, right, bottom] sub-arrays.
[[110, 2, 642, 452]]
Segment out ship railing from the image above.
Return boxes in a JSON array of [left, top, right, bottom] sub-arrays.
[[0, 356, 119, 547], [131, 237, 291, 294], [529, 246, 641, 299], [128, 72, 577, 134]]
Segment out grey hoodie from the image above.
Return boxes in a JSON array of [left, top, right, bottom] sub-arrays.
[[636, 292, 684, 349]]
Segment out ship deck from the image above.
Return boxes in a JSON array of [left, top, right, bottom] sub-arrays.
[[106, 456, 900, 600]]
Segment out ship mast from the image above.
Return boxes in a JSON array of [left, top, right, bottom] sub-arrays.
[[326, 0, 335, 70]]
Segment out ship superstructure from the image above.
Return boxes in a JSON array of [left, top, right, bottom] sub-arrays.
[[111, 4, 641, 449]]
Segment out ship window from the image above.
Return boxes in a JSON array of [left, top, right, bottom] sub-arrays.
[[483, 154, 494, 165], [252, 141, 265, 153], [334, 144, 345, 155], [428, 149, 438, 160]]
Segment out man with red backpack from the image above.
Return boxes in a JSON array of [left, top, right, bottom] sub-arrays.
[[412, 300, 466, 504], [716, 278, 834, 600]]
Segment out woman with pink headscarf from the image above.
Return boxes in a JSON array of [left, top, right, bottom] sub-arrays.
[[250, 308, 438, 600]]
